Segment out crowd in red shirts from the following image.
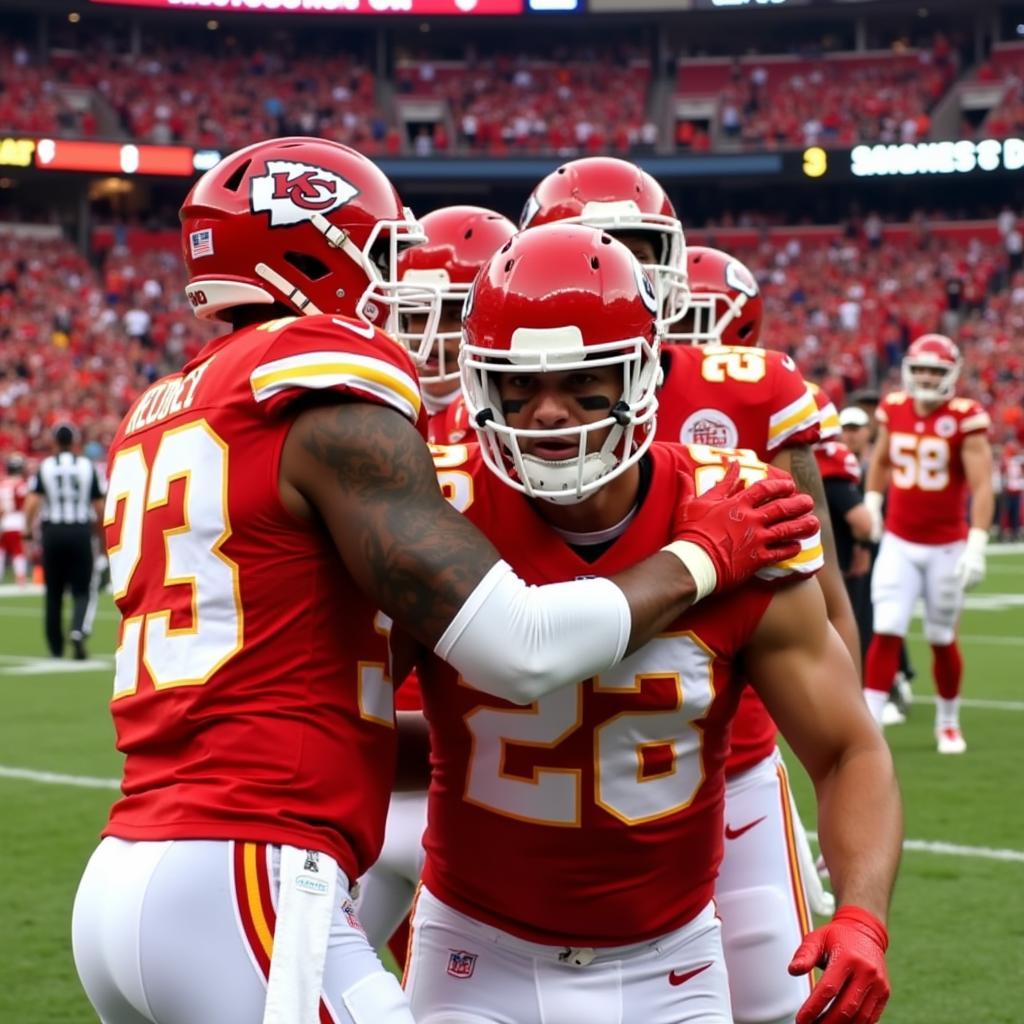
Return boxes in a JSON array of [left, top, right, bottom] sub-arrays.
[[2, 215, 1021, 458], [676, 41, 956, 151], [0, 231, 220, 460], [395, 47, 655, 156]]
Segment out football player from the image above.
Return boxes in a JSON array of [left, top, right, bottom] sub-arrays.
[[71, 138, 817, 1024], [863, 333, 994, 753], [520, 155, 689, 334], [354, 206, 516, 961], [0, 453, 28, 586], [525, 163, 861, 1024], [403, 225, 900, 1024], [394, 205, 516, 445]]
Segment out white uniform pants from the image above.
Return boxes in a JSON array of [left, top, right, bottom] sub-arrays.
[[871, 531, 965, 644], [405, 886, 732, 1024], [72, 837, 414, 1024], [717, 751, 815, 1024]]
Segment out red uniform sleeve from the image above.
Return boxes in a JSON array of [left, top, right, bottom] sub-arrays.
[[951, 397, 991, 437], [754, 462, 825, 583], [875, 392, 902, 426], [814, 441, 862, 484], [766, 353, 821, 451], [247, 314, 423, 428]]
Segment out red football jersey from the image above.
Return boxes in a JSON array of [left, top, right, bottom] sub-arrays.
[[419, 442, 821, 946], [656, 344, 822, 776], [815, 440, 862, 485], [0, 475, 27, 525], [427, 395, 472, 445], [102, 313, 424, 880], [655, 345, 821, 459], [877, 391, 990, 545]]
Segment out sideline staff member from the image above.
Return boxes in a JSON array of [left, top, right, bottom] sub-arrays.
[[23, 424, 103, 659]]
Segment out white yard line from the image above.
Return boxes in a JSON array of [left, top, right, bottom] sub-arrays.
[[0, 766, 120, 789], [807, 831, 1024, 864], [3, 762, 1019, 863], [906, 694, 1024, 712]]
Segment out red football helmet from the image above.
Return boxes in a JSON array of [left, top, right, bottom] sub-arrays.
[[665, 246, 764, 346], [520, 157, 688, 333], [462, 223, 661, 504], [396, 205, 516, 386], [901, 333, 961, 402], [180, 136, 432, 333]]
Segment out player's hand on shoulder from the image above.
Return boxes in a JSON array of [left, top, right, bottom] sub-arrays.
[[789, 905, 890, 1024], [669, 458, 818, 600]]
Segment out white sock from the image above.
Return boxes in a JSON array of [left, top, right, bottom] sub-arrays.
[[936, 697, 961, 731], [863, 688, 889, 724]]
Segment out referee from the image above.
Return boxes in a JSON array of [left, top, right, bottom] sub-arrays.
[[23, 424, 104, 660]]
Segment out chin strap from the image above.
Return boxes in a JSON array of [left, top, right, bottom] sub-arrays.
[[255, 263, 323, 316]]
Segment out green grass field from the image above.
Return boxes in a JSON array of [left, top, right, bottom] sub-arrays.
[[1, 553, 1022, 1022]]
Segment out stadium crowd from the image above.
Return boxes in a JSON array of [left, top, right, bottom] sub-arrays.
[[1, 211, 1022, 535], [690, 45, 955, 150], [6, 29, 1020, 155], [396, 46, 654, 155]]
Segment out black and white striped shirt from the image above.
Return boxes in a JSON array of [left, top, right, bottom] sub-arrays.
[[33, 452, 102, 525]]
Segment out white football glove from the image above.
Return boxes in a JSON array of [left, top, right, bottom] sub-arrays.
[[954, 527, 988, 591], [864, 490, 884, 543]]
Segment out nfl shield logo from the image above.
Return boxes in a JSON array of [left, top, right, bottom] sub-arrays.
[[446, 949, 478, 979]]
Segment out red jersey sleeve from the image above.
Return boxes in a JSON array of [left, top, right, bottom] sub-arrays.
[[754, 462, 825, 582], [247, 314, 423, 429], [949, 397, 991, 437], [683, 444, 824, 582], [814, 440, 862, 484], [875, 393, 900, 426], [807, 381, 841, 441], [766, 353, 821, 452]]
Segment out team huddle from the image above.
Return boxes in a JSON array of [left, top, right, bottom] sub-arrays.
[[67, 137, 990, 1024]]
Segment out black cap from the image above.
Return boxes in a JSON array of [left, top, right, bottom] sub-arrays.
[[849, 388, 880, 407]]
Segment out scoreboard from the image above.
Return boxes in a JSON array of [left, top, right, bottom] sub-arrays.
[[89, 0, 584, 14]]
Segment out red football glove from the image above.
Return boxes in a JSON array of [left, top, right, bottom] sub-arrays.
[[672, 461, 819, 597], [789, 905, 891, 1024]]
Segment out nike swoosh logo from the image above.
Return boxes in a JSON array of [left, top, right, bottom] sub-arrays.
[[332, 316, 377, 339], [724, 816, 766, 840], [669, 963, 713, 987]]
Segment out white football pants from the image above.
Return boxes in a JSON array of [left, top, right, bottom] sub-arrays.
[[871, 531, 966, 644], [405, 887, 732, 1024], [72, 837, 414, 1024], [717, 751, 816, 1024]]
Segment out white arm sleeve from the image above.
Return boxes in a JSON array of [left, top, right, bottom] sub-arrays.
[[433, 560, 631, 705]]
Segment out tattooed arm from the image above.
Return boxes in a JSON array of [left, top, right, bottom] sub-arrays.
[[280, 401, 814, 702], [280, 401, 707, 701], [772, 443, 862, 677]]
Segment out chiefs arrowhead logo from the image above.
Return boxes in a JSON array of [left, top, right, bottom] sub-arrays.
[[250, 160, 359, 227]]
